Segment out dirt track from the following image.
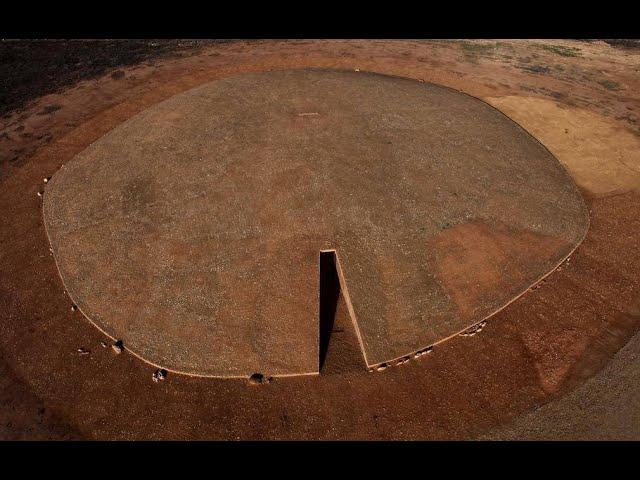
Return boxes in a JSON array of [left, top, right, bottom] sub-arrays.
[[1, 39, 639, 440]]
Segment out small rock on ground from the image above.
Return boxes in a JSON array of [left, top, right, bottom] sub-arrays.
[[152, 369, 168, 383], [248, 373, 272, 385], [111, 340, 124, 354]]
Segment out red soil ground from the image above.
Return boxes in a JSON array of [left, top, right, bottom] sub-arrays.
[[0, 39, 639, 439]]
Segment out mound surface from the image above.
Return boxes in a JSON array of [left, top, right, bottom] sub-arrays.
[[43, 69, 589, 377]]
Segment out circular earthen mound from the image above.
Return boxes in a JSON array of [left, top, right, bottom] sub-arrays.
[[42, 69, 589, 377]]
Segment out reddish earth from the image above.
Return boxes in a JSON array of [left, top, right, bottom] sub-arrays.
[[0, 39, 639, 439]]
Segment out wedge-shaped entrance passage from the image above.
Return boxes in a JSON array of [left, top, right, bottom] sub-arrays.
[[43, 69, 589, 377]]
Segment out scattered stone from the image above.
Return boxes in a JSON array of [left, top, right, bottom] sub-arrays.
[[397, 356, 410, 365], [43, 176, 51, 184], [460, 321, 487, 337], [152, 369, 168, 383], [71, 304, 77, 312], [100, 341, 108, 348], [37, 191, 43, 197], [354, 68, 360, 72], [111, 340, 124, 354], [376, 363, 388, 372], [77, 347, 90, 356], [248, 373, 272, 385], [414, 346, 434, 358]]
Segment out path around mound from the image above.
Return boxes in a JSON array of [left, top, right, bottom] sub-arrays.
[[1, 40, 639, 439]]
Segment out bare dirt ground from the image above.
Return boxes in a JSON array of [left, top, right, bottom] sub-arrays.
[[0, 39, 639, 440], [0, 39, 210, 119]]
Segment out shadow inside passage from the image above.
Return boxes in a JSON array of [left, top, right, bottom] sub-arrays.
[[319, 251, 341, 371], [319, 250, 365, 375]]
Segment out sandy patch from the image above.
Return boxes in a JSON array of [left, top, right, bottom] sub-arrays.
[[487, 95, 640, 197]]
